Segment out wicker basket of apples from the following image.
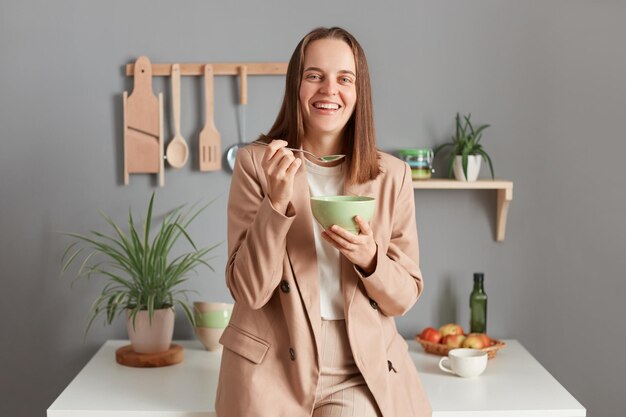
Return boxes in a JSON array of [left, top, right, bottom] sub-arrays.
[[416, 323, 506, 359]]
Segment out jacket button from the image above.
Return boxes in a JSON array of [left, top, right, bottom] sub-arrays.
[[289, 348, 296, 361], [280, 280, 290, 293], [369, 298, 378, 310]]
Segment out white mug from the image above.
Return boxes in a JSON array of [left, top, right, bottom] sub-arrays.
[[438, 348, 488, 377]]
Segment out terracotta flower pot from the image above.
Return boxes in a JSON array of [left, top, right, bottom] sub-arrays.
[[126, 308, 175, 353]]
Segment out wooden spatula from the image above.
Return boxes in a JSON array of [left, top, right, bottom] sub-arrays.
[[199, 64, 221, 171]]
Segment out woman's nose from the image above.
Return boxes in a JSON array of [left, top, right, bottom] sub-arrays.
[[319, 79, 338, 95]]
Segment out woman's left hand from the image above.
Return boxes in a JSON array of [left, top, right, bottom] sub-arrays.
[[321, 215, 378, 275]]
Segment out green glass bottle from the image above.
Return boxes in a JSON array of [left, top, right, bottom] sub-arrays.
[[470, 273, 487, 333]]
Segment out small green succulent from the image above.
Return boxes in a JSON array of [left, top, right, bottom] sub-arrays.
[[434, 113, 494, 179]]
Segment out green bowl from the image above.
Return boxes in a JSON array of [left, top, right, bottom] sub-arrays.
[[310, 196, 376, 234], [195, 311, 231, 328], [193, 302, 233, 328]]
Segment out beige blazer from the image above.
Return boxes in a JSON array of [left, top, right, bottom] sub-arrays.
[[216, 144, 432, 417]]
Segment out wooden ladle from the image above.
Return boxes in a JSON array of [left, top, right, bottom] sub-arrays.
[[166, 64, 189, 168]]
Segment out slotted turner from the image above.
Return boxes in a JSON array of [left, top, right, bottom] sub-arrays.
[[199, 64, 221, 171]]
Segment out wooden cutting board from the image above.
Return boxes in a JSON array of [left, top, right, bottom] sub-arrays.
[[115, 343, 184, 367], [123, 56, 164, 186]]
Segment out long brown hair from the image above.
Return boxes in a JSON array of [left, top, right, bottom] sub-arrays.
[[260, 27, 380, 184]]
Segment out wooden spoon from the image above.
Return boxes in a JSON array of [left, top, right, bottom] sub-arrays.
[[166, 64, 189, 168]]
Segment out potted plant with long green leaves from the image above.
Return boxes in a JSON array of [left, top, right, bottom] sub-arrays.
[[434, 113, 495, 181], [61, 193, 220, 353]]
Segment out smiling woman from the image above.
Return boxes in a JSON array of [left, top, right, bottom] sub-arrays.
[[217, 27, 432, 417], [258, 27, 380, 185]]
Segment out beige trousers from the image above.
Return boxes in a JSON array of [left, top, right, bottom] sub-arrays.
[[312, 319, 382, 417]]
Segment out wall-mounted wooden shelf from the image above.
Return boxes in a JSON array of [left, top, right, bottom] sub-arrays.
[[412, 179, 513, 242], [122, 58, 288, 186]]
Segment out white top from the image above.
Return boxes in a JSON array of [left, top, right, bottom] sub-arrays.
[[47, 339, 586, 417], [305, 158, 345, 320]]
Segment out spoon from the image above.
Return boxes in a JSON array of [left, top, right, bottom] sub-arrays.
[[251, 141, 345, 163], [166, 64, 189, 168]]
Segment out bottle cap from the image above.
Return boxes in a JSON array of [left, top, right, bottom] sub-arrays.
[[473, 273, 484, 282]]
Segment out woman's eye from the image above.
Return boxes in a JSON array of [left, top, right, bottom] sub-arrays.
[[340, 76, 354, 84], [306, 74, 321, 80]]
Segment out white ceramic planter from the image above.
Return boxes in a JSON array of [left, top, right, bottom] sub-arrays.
[[453, 155, 482, 181], [126, 308, 175, 353]]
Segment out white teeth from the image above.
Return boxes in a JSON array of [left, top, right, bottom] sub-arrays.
[[314, 102, 340, 110]]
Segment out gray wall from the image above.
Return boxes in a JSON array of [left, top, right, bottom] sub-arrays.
[[1, 1, 624, 416]]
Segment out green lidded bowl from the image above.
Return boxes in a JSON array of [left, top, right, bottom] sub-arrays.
[[310, 196, 376, 234], [397, 148, 434, 180]]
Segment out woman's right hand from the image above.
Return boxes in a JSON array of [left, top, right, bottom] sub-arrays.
[[261, 140, 302, 214]]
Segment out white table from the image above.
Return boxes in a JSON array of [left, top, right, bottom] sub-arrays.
[[47, 339, 585, 417], [407, 340, 585, 417]]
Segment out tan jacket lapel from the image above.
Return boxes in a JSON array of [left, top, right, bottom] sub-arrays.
[[285, 156, 322, 353]]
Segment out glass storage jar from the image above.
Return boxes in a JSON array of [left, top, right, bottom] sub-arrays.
[[398, 149, 434, 180]]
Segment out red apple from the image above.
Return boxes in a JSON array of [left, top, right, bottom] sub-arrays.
[[419, 327, 442, 343], [466, 333, 491, 347], [442, 334, 466, 348], [479, 333, 492, 346], [439, 323, 464, 337], [462, 333, 486, 349]]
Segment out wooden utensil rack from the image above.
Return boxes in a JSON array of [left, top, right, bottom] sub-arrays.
[[125, 62, 288, 77], [123, 59, 287, 187]]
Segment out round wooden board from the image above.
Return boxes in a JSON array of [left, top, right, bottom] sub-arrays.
[[115, 344, 184, 367]]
